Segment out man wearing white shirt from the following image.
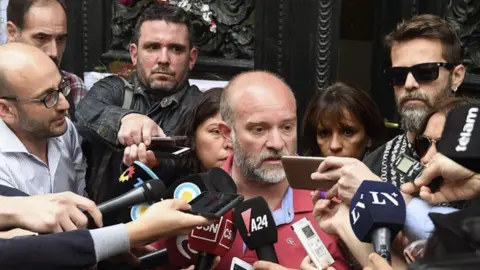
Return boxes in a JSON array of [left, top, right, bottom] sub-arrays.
[[0, 42, 85, 196]]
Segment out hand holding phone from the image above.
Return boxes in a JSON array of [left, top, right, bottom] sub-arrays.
[[394, 153, 443, 192], [281, 156, 335, 191]]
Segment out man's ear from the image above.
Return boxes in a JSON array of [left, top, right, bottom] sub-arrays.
[[189, 47, 198, 70], [6, 22, 20, 42], [0, 100, 16, 124], [451, 64, 466, 92], [129, 43, 138, 66], [218, 121, 232, 147]]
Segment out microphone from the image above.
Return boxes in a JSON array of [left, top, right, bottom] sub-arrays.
[[137, 235, 198, 268], [188, 210, 237, 270], [164, 167, 237, 202], [233, 196, 279, 263], [349, 180, 406, 265], [98, 179, 166, 214], [87, 180, 166, 228], [437, 104, 480, 172]]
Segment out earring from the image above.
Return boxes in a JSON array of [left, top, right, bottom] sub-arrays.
[[452, 87, 458, 92]]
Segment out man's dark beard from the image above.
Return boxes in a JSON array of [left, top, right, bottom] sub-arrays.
[[141, 67, 189, 101]]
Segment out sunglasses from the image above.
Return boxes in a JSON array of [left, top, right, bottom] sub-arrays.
[[384, 62, 455, 86], [413, 135, 439, 158]]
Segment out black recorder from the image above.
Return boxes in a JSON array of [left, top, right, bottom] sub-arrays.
[[393, 153, 443, 192]]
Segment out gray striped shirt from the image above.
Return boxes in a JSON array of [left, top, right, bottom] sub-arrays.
[[0, 118, 86, 196]]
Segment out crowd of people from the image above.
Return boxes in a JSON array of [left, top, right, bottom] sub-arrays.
[[0, 0, 479, 269]]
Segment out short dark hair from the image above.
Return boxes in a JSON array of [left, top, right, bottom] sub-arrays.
[[385, 14, 462, 65], [175, 88, 223, 173], [7, 0, 67, 29], [301, 82, 387, 156], [133, 3, 193, 48]]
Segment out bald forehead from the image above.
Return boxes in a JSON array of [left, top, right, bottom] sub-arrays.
[[226, 71, 296, 111], [0, 43, 54, 72]]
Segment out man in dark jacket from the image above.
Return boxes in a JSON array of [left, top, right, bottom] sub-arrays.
[[76, 3, 203, 207]]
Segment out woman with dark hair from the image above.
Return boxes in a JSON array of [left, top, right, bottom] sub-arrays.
[[301, 82, 386, 160], [175, 87, 231, 174]]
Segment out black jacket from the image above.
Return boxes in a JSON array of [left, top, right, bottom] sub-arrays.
[[0, 230, 96, 270], [75, 73, 203, 208]]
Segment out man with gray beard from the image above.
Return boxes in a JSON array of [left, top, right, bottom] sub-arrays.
[[363, 14, 466, 187], [213, 71, 348, 269]]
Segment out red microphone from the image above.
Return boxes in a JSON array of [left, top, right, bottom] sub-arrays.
[[188, 210, 236, 270], [165, 235, 199, 268]]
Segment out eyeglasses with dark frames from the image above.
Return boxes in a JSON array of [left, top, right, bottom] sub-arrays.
[[0, 77, 70, 109], [384, 62, 455, 86]]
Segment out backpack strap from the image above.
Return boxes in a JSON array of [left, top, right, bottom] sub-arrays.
[[118, 76, 134, 110]]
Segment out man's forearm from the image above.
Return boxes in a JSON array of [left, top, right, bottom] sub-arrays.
[[89, 224, 130, 262], [75, 76, 136, 146]]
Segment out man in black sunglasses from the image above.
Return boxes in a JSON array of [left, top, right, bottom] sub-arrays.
[[363, 14, 466, 188], [0, 43, 90, 216]]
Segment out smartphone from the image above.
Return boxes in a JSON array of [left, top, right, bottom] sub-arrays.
[[151, 136, 188, 146], [393, 153, 443, 192], [230, 257, 254, 270], [186, 191, 244, 219], [281, 156, 334, 191], [150, 145, 190, 159]]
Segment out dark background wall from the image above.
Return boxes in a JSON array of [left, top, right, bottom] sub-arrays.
[[62, 0, 480, 143]]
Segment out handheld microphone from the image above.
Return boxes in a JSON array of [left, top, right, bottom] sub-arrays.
[[137, 235, 198, 268], [98, 179, 166, 214], [188, 210, 237, 270], [437, 104, 480, 172], [349, 180, 406, 265], [164, 167, 237, 202], [86, 180, 166, 228], [233, 196, 279, 263]]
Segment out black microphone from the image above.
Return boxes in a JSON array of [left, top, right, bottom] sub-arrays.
[[437, 104, 480, 172], [349, 180, 406, 265], [233, 196, 279, 263], [164, 167, 237, 201], [87, 180, 166, 228]]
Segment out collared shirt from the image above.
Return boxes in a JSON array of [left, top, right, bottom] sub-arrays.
[[152, 155, 349, 270], [215, 155, 349, 270], [404, 198, 458, 241], [63, 71, 87, 106], [0, 118, 86, 195]]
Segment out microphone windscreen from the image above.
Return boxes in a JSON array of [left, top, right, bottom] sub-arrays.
[[119, 161, 160, 186], [164, 174, 210, 202], [205, 167, 237, 193], [437, 104, 480, 172], [144, 179, 167, 202], [188, 210, 236, 256], [349, 180, 406, 243], [165, 235, 198, 267], [233, 196, 277, 250]]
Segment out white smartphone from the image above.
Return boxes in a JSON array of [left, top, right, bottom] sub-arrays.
[[230, 257, 254, 270]]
